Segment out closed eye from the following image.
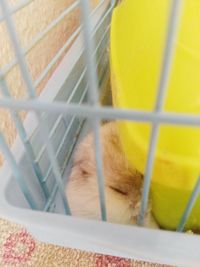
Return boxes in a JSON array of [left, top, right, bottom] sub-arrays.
[[109, 186, 128, 195]]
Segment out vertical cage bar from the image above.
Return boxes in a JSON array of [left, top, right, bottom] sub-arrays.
[[0, 0, 70, 214], [0, 74, 50, 199], [0, 133, 38, 209], [138, 0, 182, 225], [79, 0, 107, 221], [177, 177, 200, 232]]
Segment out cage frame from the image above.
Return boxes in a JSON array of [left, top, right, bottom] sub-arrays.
[[0, 0, 200, 266]]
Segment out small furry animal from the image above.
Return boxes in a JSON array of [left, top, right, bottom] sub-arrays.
[[66, 122, 158, 228]]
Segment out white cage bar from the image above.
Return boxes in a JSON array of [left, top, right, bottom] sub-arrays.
[[1, 0, 200, 266], [138, 0, 182, 226]]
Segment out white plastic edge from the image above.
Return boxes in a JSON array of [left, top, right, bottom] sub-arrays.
[[1, 1, 200, 266]]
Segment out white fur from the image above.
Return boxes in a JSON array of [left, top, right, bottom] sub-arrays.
[[66, 122, 158, 229]]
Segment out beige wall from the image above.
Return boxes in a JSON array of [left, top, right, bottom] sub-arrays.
[[0, 0, 99, 164]]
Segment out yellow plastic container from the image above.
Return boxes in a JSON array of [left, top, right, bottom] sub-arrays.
[[110, 0, 200, 230]]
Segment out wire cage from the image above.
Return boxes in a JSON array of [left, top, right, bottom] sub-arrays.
[[1, 0, 200, 266]]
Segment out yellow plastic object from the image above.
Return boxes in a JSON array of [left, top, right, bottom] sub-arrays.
[[110, 0, 200, 230]]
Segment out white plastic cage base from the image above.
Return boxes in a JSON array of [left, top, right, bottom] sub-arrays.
[[1, 1, 200, 266], [1, 196, 200, 267]]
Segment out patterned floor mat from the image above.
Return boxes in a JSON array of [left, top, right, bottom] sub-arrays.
[[0, 217, 175, 267]]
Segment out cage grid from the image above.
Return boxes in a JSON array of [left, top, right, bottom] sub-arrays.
[[1, 0, 200, 266]]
